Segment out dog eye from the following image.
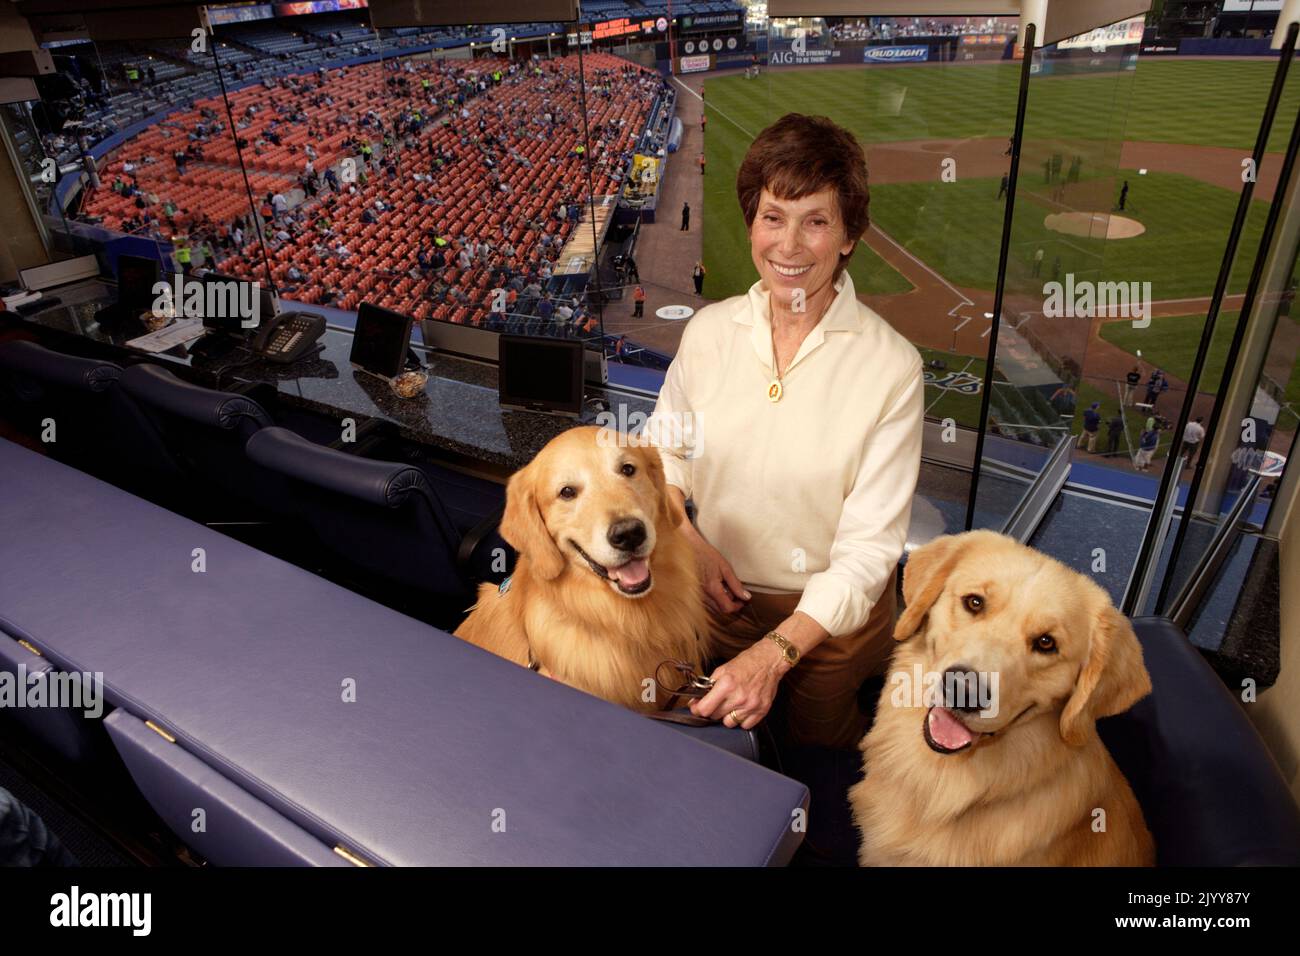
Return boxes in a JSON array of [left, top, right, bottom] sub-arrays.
[[558, 486, 578, 500], [961, 594, 984, 614], [1033, 634, 1057, 654], [619, 462, 636, 477]]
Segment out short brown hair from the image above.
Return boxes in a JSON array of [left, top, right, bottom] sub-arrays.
[[736, 113, 870, 278]]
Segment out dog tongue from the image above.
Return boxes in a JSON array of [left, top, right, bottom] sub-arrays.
[[608, 557, 650, 587], [928, 707, 975, 750]]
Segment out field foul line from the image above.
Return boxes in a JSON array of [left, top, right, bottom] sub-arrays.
[[671, 77, 756, 138], [863, 225, 974, 307]]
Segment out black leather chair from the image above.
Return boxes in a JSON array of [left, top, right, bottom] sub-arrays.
[[1100, 617, 1300, 866], [246, 426, 497, 626], [0, 340, 180, 500], [118, 362, 275, 519]]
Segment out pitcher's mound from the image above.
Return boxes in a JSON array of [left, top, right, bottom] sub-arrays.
[[1044, 211, 1145, 239]]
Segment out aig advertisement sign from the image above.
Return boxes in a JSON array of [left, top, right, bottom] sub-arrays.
[[770, 47, 841, 64], [770, 29, 840, 65], [864, 45, 929, 64]]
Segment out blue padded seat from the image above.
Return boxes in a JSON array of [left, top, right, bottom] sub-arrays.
[[0, 340, 180, 499], [118, 362, 274, 515], [1099, 617, 1300, 866], [245, 426, 474, 615]]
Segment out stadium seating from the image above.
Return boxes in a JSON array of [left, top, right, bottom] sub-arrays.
[[78, 52, 661, 324]]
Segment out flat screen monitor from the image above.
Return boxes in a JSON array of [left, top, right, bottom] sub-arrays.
[[196, 272, 275, 336], [498, 335, 584, 418], [350, 301, 413, 379], [116, 255, 160, 314]]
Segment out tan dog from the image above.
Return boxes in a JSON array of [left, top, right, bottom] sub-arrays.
[[849, 531, 1155, 866], [455, 426, 709, 712]]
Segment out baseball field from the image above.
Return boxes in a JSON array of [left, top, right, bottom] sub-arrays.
[[697, 57, 1300, 454]]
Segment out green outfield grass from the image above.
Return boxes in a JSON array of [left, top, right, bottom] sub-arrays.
[[868, 171, 1271, 299], [702, 58, 1300, 153], [1099, 311, 1240, 395], [698, 59, 1299, 439], [702, 59, 1295, 304], [1100, 309, 1300, 434], [1070, 378, 1179, 463]]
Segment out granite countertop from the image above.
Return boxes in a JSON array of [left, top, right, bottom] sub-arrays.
[[6, 294, 656, 472]]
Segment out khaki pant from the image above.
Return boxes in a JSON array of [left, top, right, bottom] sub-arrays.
[[703, 572, 897, 750]]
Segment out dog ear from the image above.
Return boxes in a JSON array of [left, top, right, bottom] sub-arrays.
[[499, 461, 566, 581], [1059, 603, 1151, 747], [893, 533, 974, 642]]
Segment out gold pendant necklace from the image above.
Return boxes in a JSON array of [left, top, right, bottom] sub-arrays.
[[768, 324, 784, 402]]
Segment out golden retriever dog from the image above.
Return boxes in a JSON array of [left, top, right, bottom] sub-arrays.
[[455, 426, 709, 712], [849, 531, 1155, 866]]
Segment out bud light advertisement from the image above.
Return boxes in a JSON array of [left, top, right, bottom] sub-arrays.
[[863, 45, 929, 63]]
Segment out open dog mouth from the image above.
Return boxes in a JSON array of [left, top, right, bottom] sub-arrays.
[[922, 703, 1036, 755], [923, 706, 982, 754], [569, 541, 653, 596]]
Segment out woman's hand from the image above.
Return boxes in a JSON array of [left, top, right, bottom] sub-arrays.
[[691, 638, 786, 730], [686, 532, 750, 615]]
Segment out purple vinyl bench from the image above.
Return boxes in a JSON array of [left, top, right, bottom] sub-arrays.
[[0, 437, 807, 865]]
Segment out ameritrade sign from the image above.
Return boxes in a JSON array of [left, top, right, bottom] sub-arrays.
[[679, 11, 743, 33], [864, 45, 929, 63]]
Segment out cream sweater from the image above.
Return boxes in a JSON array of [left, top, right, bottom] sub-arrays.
[[645, 272, 924, 637]]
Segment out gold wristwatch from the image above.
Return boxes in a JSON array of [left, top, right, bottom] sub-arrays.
[[765, 630, 800, 667]]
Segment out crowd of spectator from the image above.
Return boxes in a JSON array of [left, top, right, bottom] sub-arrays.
[[82, 51, 664, 339], [829, 16, 1020, 41]]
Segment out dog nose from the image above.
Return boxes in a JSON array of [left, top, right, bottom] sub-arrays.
[[943, 664, 984, 713], [607, 518, 646, 552]]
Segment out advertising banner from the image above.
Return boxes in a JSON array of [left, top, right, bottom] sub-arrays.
[[863, 45, 929, 64], [957, 33, 1010, 61], [678, 11, 743, 34], [678, 54, 713, 73], [273, 1, 367, 15], [1140, 41, 1182, 55], [592, 17, 661, 40], [1056, 17, 1144, 51], [207, 4, 275, 25]]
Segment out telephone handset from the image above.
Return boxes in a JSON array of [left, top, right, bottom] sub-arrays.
[[251, 311, 326, 364]]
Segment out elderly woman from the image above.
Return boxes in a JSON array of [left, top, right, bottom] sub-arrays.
[[648, 113, 923, 750]]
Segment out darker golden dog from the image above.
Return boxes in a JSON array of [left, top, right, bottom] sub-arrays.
[[849, 530, 1155, 866], [455, 426, 709, 712]]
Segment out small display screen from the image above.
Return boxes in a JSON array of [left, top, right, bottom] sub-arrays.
[[197, 272, 260, 335], [117, 255, 159, 313], [498, 335, 583, 415], [350, 302, 413, 378]]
